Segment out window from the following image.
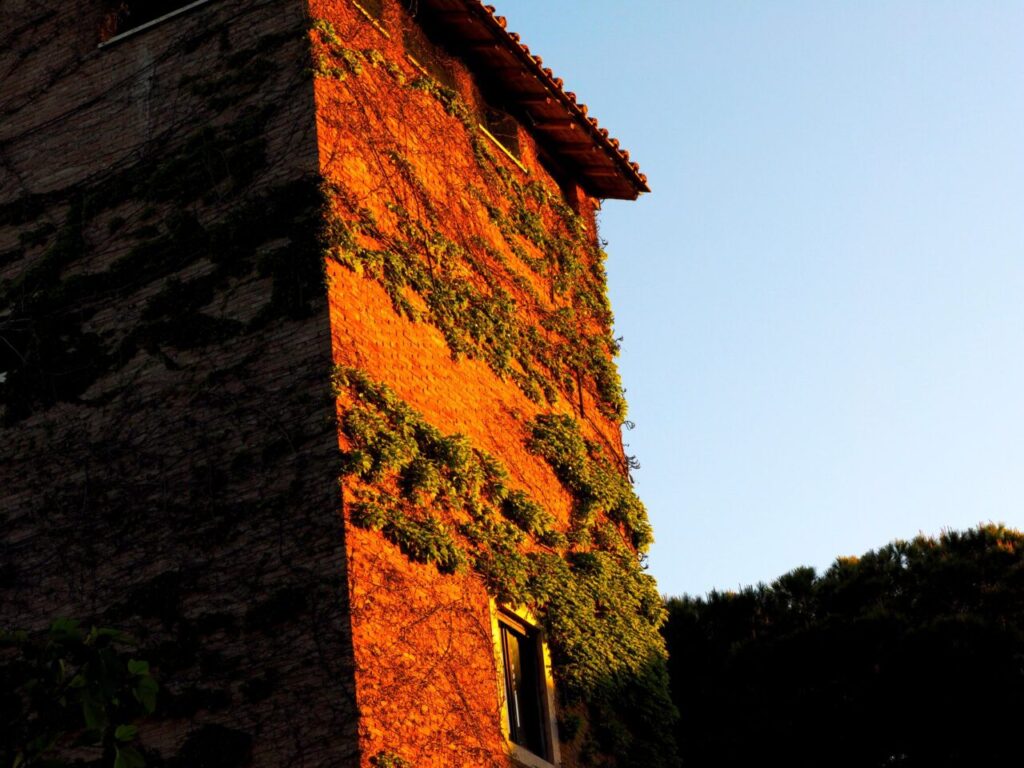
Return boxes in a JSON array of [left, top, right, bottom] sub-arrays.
[[494, 608, 559, 768], [349, 0, 390, 40], [109, 0, 204, 35], [354, 0, 383, 19], [100, 0, 214, 44], [482, 106, 520, 159], [478, 102, 528, 173], [402, 24, 457, 90]]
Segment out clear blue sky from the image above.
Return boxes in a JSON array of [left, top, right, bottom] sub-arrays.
[[501, 1, 1024, 597]]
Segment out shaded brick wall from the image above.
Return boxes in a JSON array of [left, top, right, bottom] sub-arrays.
[[1, 1, 360, 765]]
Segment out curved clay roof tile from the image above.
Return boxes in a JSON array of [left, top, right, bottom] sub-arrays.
[[441, 0, 649, 196]]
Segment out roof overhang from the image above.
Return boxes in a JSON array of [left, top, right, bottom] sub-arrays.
[[413, 0, 650, 200]]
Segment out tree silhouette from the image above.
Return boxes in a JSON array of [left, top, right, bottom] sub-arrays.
[[663, 525, 1024, 767]]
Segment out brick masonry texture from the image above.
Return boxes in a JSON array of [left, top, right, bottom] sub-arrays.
[[1, 1, 648, 766], [1, 0, 359, 765], [311, 2, 636, 765]]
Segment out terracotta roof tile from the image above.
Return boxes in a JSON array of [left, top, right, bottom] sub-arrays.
[[416, 0, 649, 199]]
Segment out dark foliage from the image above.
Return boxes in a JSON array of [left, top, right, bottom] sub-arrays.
[[663, 525, 1024, 768], [0, 620, 157, 768]]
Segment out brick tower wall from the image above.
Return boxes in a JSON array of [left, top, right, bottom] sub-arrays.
[[1, 1, 677, 766], [309, 2, 675, 767], [0, 0, 360, 765]]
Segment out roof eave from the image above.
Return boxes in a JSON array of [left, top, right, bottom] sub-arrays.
[[415, 0, 650, 200]]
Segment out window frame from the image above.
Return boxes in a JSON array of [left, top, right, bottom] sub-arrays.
[[351, 0, 391, 39], [99, 0, 216, 48], [490, 603, 561, 768]]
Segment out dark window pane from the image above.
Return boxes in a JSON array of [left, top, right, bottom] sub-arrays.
[[500, 622, 547, 759], [402, 25, 457, 91], [112, 0, 196, 33], [483, 106, 520, 158], [357, 0, 384, 19]]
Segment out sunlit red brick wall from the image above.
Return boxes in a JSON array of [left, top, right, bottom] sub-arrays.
[[310, 1, 627, 765]]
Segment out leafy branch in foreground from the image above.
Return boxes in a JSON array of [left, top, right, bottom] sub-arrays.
[[1, 619, 157, 768]]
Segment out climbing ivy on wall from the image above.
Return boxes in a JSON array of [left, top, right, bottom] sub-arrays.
[[311, 14, 677, 764], [311, 20, 628, 422], [334, 366, 678, 767]]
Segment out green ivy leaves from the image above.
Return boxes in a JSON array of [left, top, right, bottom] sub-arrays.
[[310, 20, 628, 422], [1, 620, 157, 768], [332, 367, 679, 762], [528, 414, 653, 550]]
